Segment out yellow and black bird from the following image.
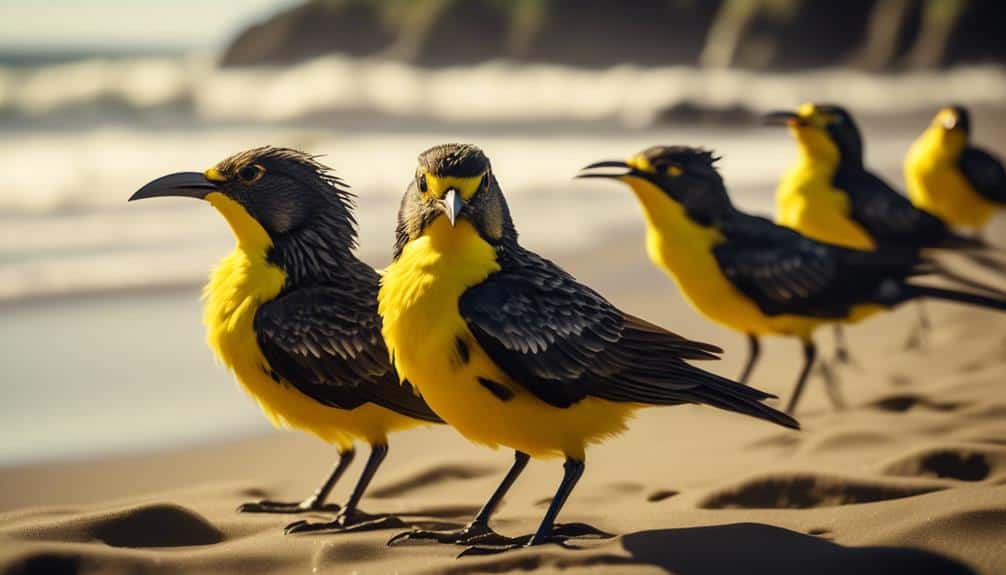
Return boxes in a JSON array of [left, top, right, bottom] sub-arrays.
[[130, 147, 442, 534], [764, 102, 975, 252], [579, 145, 1006, 414], [379, 143, 798, 555], [765, 102, 1001, 349], [906, 105, 1006, 234]]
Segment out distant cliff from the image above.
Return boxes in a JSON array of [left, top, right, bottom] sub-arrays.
[[220, 0, 1005, 69]]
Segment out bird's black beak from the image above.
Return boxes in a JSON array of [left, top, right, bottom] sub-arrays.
[[576, 160, 636, 180], [763, 110, 804, 126], [441, 188, 465, 227], [129, 172, 219, 202]]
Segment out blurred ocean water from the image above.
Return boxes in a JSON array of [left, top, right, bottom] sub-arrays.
[[1, 53, 987, 303], [2, 52, 1003, 464]]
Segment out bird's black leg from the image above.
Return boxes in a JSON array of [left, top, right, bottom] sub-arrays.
[[285, 443, 406, 534], [816, 355, 847, 411], [903, 302, 931, 350], [738, 334, 760, 384], [460, 458, 587, 557], [387, 451, 530, 547], [238, 448, 354, 514], [832, 325, 857, 367], [786, 340, 817, 415]]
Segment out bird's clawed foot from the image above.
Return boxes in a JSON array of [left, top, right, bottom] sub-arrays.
[[387, 521, 518, 547], [284, 509, 405, 535], [902, 323, 931, 351], [833, 347, 861, 370], [456, 523, 612, 557], [237, 498, 341, 514]]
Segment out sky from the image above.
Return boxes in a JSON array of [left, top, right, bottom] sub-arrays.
[[0, 0, 300, 50]]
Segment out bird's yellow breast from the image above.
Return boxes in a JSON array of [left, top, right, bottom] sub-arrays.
[[627, 180, 878, 339], [775, 159, 875, 250], [202, 193, 423, 448], [905, 127, 996, 229], [379, 217, 636, 460]]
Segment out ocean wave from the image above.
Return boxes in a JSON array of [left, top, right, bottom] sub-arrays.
[[0, 124, 914, 304], [1, 55, 1004, 126], [1, 54, 996, 304]]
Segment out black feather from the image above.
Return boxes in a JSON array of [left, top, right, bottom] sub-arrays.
[[255, 271, 443, 423], [459, 245, 797, 430], [960, 147, 1006, 205]]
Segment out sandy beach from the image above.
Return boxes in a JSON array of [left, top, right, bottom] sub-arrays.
[[4, 0, 1006, 571], [2, 228, 1005, 574]]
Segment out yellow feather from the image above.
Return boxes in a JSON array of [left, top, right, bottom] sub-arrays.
[[906, 123, 997, 230], [775, 125, 875, 250], [624, 178, 882, 340], [202, 193, 426, 449], [379, 216, 637, 460]]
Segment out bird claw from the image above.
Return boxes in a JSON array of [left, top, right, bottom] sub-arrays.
[[457, 542, 527, 557], [284, 510, 405, 535], [551, 522, 614, 539], [387, 522, 514, 547], [237, 499, 341, 514], [457, 529, 604, 558], [833, 348, 862, 370]]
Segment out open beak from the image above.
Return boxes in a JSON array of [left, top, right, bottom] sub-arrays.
[[576, 160, 636, 180], [763, 110, 803, 126], [129, 172, 219, 202], [442, 188, 465, 227]]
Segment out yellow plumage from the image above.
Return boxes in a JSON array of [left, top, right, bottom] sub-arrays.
[[774, 124, 875, 250], [379, 216, 637, 461], [203, 192, 426, 450], [625, 177, 880, 341], [906, 118, 997, 230]]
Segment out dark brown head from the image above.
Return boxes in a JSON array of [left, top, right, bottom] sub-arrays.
[[131, 146, 359, 281], [579, 145, 733, 227], [393, 143, 516, 258]]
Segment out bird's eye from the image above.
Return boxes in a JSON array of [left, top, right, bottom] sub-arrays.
[[666, 164, 684, 177], [238, 164, 264, 184], [418, 173, 428, 193]]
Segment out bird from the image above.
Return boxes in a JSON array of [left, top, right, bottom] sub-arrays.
[[578, 145, 1006, 415], [378, 143, 799, 556], [765, 102, 1002, 350], [129, 146, 442, 535], [905, 105, 1006, 235]]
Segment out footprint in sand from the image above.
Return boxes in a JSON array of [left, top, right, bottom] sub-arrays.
[[646, 489, 679, 503], [697, 473, 946, 509], [882, 445, 1006, 482], [868, 394, 968, 414], [7, 504, 224, 549]]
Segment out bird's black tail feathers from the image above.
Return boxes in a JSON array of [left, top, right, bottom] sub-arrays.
[[961, 250, 1006, 275], [930, 261, 1006, 299], [681, 366, 800, 431], [903, 284, 1006, 312], [939, 230, 989, 252], [933, 231, 1006, 275]]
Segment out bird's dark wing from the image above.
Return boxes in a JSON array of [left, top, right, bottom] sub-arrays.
[[715, 213, 919, 318], [255, 283, 442, 423], [458, 247, 798, 429], [839, 170, 949, 247], [961, 147, 1006, 205]]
